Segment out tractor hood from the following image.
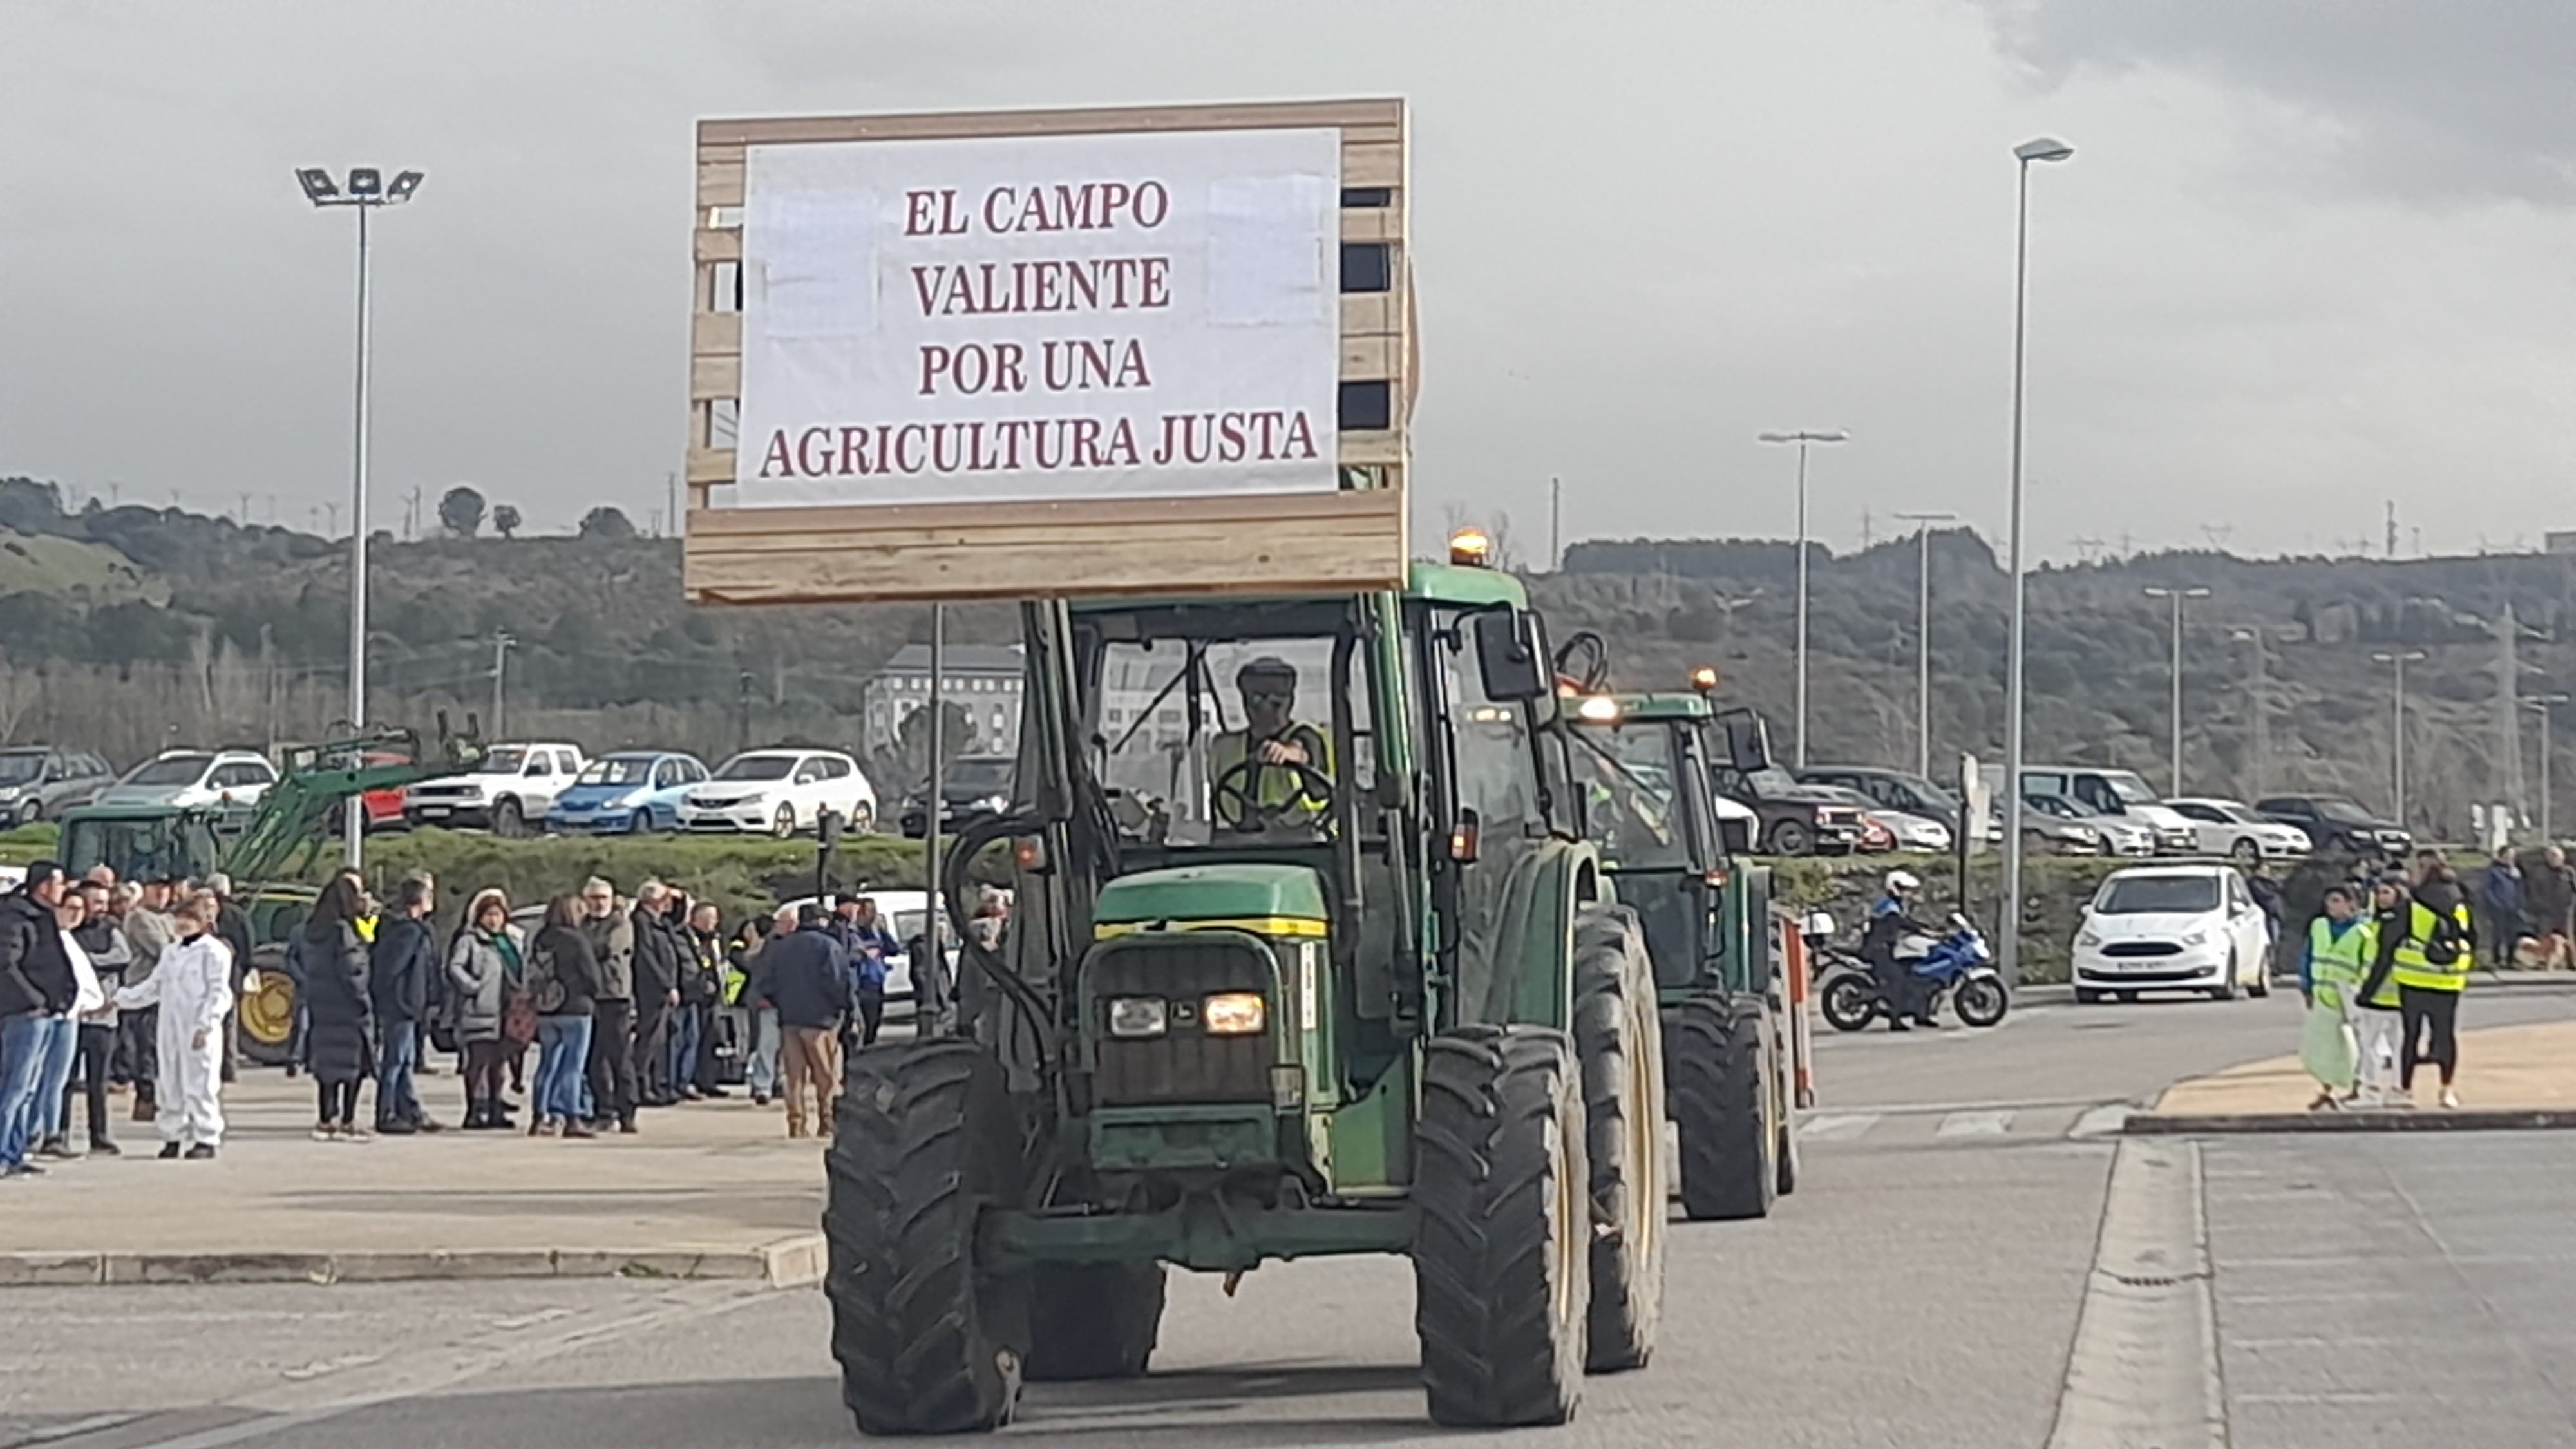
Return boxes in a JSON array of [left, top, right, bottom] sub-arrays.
[[1094, 862, 1329, 939]]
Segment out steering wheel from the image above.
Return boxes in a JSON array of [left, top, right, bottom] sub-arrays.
[[1211, 752, 1335, 832]]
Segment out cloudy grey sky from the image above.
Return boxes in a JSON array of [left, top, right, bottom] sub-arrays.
[[4, 0, 2571, 556]]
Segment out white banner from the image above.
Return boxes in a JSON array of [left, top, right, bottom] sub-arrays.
[[733, 127, 1343, 507]]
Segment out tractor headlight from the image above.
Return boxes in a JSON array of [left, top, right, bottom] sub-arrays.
[[1106, 996, 1168, 1038], [1201, 992, 1267, 1036]]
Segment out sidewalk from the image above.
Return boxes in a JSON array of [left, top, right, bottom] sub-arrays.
[[2132, 1017, 2576, 1134], [0, 1069, 828, 1288]]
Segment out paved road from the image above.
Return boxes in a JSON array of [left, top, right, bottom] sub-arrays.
[[7, 980, 2575, 1448]]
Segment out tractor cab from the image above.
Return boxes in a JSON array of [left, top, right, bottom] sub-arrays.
[[1029, 563, 1582, 1197], [58, 807, 226, 886]]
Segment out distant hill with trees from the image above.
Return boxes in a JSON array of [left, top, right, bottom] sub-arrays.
[[3, 471, 2570, 837]]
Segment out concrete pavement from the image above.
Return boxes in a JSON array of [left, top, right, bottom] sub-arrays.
[[2145, 1016, 2576, 1128], [0, 1072, 825, 1287]]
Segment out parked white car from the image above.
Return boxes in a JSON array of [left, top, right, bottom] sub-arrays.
[[403, 743, 588, 836], [2161, 797, 2313, 866], [2071, 864, 2275, 1003], [679, 749, 876, 837], [95, 749, 279, 812]]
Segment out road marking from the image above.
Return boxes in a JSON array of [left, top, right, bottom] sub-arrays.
[[1803, 1095, 2117, 1117], [1935, 1109, 2015, 1138], [1798, 1113, 1880, 1141], [2045, 1138, 2225, 1449]]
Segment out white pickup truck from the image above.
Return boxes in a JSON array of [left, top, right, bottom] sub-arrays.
[[402, 742, 588, 836]]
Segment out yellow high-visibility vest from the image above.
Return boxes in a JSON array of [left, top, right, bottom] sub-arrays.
[[2388, 900, 2470, 994], [1209, 724, 1332, 828], [2307, 916, 2373, 1012]]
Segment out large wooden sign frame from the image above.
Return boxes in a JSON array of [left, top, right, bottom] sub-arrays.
[[684, 99, 1412, 605]]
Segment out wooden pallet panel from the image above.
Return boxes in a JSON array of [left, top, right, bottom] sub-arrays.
[[685, 99, 1412, 605], [684, 490, 1408, 605]]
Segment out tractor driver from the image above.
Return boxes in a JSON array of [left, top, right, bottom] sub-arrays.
[[1208, 656, 1333, 833]]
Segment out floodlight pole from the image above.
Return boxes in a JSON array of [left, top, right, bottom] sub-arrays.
[[299, 166, 421, 869]]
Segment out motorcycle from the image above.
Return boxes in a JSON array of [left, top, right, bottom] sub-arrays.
[[1818, 914, 2010, 1032]]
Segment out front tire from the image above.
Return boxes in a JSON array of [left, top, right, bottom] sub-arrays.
[[825, 1041, 1028, 1436], [1570, 907, 1664, 1372], [2230, 837, 2261, 867], [492, 798, 525, 838], [773, 804, 798, 839], [1414, 1025, 1588, 1429], [1666, 997, 1776, 1221], [1766, 819, 1814, 856], [1025, 1262, 1165, 1381], [2211, 952, 2241, 1002]]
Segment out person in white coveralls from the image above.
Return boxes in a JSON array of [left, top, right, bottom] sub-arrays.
[[111, 889, 234, 1159]]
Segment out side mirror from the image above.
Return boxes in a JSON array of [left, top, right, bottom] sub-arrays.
[[1803, 911, 1835, 941], [1471, 609, 1547, 701]]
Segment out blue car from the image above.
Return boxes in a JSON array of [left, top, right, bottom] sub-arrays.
[[544, 752, 710, 834]]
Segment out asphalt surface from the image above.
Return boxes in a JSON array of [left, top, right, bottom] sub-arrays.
[[6, 979, 2575, 1448]]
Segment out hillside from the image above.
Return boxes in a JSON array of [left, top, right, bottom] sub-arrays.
[[0, 473, 2567, 837]]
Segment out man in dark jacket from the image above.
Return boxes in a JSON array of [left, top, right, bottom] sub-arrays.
[[629, 883, 681, 1108], [369, 877, 440, 1133], [578, 877, 639, 1133], [678, 900, 729, 1099], [763, 905, 852, 1139], [206, 874, 255, 1084], [2479, 851, 2526, 967], [0, 864, 78, 1177]]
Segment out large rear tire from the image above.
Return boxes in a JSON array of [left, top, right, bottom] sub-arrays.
[[1025, 1262, 1166, 1381], [825, 1041, 1028, 1436], [1414, 1025, 1589, 1429], [1666, 997, 1777, 1221], [1571, 907, 1665, 1372]]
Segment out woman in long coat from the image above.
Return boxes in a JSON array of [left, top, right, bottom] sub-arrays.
[[295, 871, 377, 1140]]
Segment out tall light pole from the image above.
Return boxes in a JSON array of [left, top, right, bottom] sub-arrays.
[[2000, 135, 2074, 987], [2526, 694, 2568, 844], [2143, 586, 2211, 794], [1895, 510, 1955, 778], [1757, 428, 1848, 766], [2373, 649, 2429, 832], [298, 164, 424, 866], [2230, 626, 2271, 797]]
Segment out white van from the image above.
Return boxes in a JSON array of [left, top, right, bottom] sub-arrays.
[[1984, 764, 2196, 855]]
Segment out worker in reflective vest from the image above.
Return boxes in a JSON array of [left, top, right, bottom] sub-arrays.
[[1209, 656, 1332, 833], [2358, 880, 2471, 1109], [2353, 876, 2411, 1106], [2297, 886, 2373, 1110]]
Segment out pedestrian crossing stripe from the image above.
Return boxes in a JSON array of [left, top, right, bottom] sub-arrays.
[[1795, 1100, 2134, 1145]]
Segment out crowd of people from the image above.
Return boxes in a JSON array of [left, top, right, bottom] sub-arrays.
[[0, 859, 1005, 1179], [2293, 846, 2559, 1113]]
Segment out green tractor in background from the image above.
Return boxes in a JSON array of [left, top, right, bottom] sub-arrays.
[[825, 555, 1669, 1434], [1564, 661, 1799, 1221], [57, 723, 484, 1063]]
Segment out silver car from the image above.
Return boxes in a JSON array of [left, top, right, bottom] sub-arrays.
[[0, 746, 116, 827]]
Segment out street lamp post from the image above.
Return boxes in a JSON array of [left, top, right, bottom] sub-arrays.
[[298, 164, 424, 867], [2143, 586, 2211, 794], [1757, 429, 1848, 768], [2526, 694, 2568, 844], [1895, 510, 1956, 779], [2372, 650, 2429, 833], [2000, 135, 2074, 987]]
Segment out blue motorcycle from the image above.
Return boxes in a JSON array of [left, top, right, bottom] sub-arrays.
[[1819, 916, 2010, 1032]]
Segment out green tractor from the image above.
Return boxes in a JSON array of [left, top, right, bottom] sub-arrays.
[[1564, 669, 1800, 1220], [57, 723, 484, 1063], [826, 560, 1669, 1434]]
